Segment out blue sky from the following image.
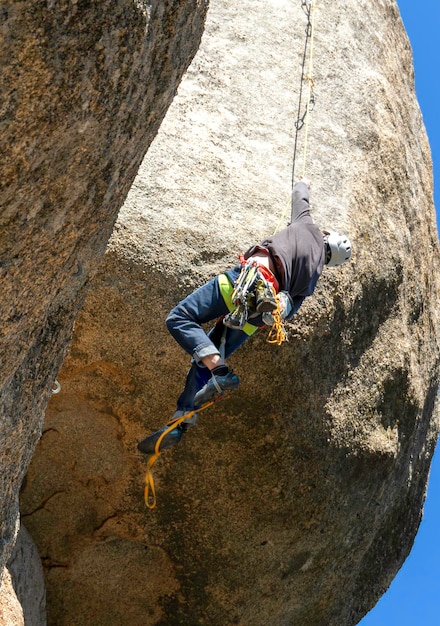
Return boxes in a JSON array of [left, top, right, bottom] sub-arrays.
[[360, 1, 440, 624]]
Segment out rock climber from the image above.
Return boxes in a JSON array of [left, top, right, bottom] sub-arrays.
[[138, 178, 352, 454]]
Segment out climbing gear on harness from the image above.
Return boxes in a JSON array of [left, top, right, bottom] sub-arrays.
[[223, 300, 250, 330], [193, 368, 239, 406], [218, 274, 259, 336], [141, 400, 217, 509], [221, 255, 288, 345], [223, 258, 259, 329], [324, 231, 352, 267], [253, 261, 279, 293], [223, 255, 279, 330], [255, 279, 278, 314]]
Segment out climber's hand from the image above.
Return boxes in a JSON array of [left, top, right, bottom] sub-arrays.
[[278, 291, 292, 319]]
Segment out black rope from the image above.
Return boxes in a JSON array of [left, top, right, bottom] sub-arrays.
[[291, 0, 313, 198]]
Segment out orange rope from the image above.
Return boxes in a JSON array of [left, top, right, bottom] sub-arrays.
[[266, 290, 288, 345], [144, 401, 215, 509]]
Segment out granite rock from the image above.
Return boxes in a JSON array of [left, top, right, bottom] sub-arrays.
[[16, 0, 440, 624]]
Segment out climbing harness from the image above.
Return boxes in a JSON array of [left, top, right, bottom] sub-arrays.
[[221, 255, 287, 343], [218, 273, 259, 336], [223, 255, 277, 330], [223, 258, 260, 330], [143, 400, 217, 509]]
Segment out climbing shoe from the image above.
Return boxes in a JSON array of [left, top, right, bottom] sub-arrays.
[[137, 423, 186, 455], [193, 368, 239, 406], [255, 279, 277, 314]]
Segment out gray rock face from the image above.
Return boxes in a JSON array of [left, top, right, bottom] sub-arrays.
[[5, 526, 46, 626], [0, 0, 208, 576], [15, 0, 440, 625]]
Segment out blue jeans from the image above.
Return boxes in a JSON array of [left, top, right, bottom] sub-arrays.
[[166, 268, 261, 411]]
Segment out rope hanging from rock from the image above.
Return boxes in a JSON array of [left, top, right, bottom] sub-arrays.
[[291, 0, 317, 187], [273, 0, 318, 234]]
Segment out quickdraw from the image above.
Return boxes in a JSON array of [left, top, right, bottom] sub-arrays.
[[231, 255, 260, 305], [292, 0, 318, 186], [274, 0, 319, 234], [226, 255, 288, 344]]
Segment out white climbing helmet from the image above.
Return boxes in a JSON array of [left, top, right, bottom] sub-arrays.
[[324, 231, 352, 267]]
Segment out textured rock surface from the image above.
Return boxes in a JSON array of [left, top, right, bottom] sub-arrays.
[[5, 526, 46, 626], [0, 569, 24, 626], [18, 0, 440, 625], [0, 0, 208, 578]]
